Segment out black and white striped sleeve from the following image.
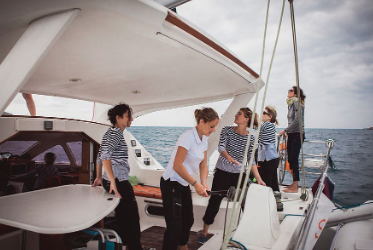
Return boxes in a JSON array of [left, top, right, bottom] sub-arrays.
[[100, 129, 122, 160], [259, 122, 276, 145], [218, 126, 229, 154]]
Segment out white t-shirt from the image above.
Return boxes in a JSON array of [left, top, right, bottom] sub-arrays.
[[162, 127, 208, 186]]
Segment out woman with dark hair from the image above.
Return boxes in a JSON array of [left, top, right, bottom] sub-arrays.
[[92, 103, 143, 250], [279, 86, 306, 193], [198, 107, 265, 244], [160, 108, 219, 250], [258, 105, 280, 192], [14, 152, 59, 190]]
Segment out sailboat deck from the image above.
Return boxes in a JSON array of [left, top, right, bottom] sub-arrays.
[[140, 226, 213, 250], [277, 186, 313, 221]]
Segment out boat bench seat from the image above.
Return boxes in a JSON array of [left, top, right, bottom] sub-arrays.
[[133, 184, 162, 199]]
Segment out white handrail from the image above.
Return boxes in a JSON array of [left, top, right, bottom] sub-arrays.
[[294, 139, 334, 249]]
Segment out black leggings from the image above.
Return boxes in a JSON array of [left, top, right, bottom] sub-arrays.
[[102, 179, 142, 250], [287, 133, 303, 182], [203, 169, 246, 225], [258, 158, 280, 192], [160, 177, 194, 250]]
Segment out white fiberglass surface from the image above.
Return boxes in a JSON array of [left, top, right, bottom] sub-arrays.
[[0, 0, 260, 116], [0, 185, 119, 234]]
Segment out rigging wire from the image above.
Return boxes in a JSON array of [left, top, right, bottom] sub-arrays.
[[221, 0, 271, 246], [288, 0, 307, 200], [259, 0, 270, 78], [221, 0, 287, 248], [221, 0, 271, 245]]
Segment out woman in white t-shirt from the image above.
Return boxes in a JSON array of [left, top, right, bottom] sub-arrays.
[[160, 108, 219, 250]]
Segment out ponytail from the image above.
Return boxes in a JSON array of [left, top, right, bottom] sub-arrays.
[[194, 108, 219, 124], [108, 103, 132, 126]]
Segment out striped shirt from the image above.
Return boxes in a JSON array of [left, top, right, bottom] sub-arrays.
[[98, 127, 129, 182], [258, 122, 279, 161], [215, 126, 256, 173]]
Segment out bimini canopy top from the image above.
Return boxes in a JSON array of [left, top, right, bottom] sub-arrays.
[[153, 0, 192, 9], [0, 0, 263, 116]]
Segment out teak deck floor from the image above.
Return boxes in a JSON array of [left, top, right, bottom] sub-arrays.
[[140, 226, 214, 250]]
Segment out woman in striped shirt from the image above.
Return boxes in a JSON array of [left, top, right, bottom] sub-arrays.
[[258, 106, 280, 192], [92, 103, 143, 250], [198, 107, 265, 244]]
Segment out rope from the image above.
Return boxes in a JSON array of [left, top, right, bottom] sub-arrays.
[[279, 197, 302, 203], [289, 0, 307, 201], [221, 0, 286, 248], [223, 200, 230, 242], [259, 0, 270, 77], [227, 239, 248, 250]]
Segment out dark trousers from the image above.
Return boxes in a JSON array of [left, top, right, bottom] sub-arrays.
[[203, 169, 246, 225], [287, 133, 303, 181], [258, 158, 280, 192], [160, 177, 194, 250], [102, 179, 142, 250]]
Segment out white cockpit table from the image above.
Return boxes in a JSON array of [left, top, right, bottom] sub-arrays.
[[0, 184, 120, 234]]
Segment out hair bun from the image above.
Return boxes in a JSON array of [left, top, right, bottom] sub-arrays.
[[107, 108, 113, 117], [107, 104, 132, 126], [194, 109, 201, 117], [194, 107, 219, 124]]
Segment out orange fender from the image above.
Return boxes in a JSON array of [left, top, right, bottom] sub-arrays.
[[279, 142, 287, 151], [285, 161, 292, 174]]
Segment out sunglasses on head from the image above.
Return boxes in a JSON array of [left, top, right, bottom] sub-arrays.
[[263, 111, 269, 116], [288, 89, 294, 92], [240, 110, 251, 118]]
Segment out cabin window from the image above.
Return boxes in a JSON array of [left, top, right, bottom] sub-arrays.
[[0, 141, 38, 156], [33, 145, 70, 164], [67, 142, 82, 166]]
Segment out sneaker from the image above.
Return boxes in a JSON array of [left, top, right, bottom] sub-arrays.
[[198, 234, 207, 244]]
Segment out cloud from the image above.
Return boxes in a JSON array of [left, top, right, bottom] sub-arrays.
[[175, 0, 373, 129]]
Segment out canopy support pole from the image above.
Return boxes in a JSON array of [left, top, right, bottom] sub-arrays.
[[207, 79, 264, 159]]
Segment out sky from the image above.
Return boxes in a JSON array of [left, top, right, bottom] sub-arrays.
[[5, 0, 373, 129]]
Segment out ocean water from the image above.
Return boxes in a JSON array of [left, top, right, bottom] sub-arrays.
[[128, 127, 373, 207]]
